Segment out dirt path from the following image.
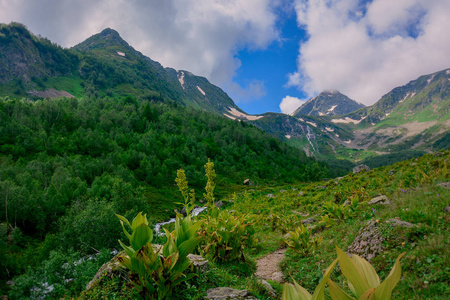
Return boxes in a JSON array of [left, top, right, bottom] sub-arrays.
[[254, 248, 286, 283]]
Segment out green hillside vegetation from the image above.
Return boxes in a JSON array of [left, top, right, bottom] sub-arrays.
[[0, 95, 338, 296], [6, 151, 447, 299]]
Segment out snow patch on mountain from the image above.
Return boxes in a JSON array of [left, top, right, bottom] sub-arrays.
[[197, 86, 206, 96], [224, 107, 263, 121]]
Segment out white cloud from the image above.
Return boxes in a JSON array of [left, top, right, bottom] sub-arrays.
[[280, 95, 305, 115], [0, 0, 279, 101], [290, 0, 450, 105]]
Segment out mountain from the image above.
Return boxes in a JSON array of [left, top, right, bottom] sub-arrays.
[[332, 68, 450, 152], [292, 90, 365, 117], [0, 23, 242, 115]]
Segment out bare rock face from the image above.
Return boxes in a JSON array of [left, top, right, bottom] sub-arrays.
[[353, 164, 370, 174], [347, 221, 384, 261], [439, 182, 450, 189], [205, 287, 256, 300], [368, 195, 391, 205]]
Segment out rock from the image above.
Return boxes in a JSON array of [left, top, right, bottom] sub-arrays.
[[85, 251, 128, 291], [410, 163, 417, 166], [205, 287, 256, 300], [347, 220, 384, 261], [243, 179, 250, 185], [6, 281, 14, 286], [439, 182, 450, 189], [336, 177, 344, 181], [434, 152, 444, 157], [386, 218, 416, 228], [247, 189, 255, 192], [266, 194, 276, 198], [259, 279, 276, 297], [343, 200, 351, 206], [215, 201, 225, 209], [388, 169, 396, 176], [353, 164, 370, 174], [368, 195, 391, 205], [301, 217, 316, 224], [298, 191, 304, 196], [445, 206, 450, 213], [187, 254, 209, 272], [317, 185, 326, 190], [280, 189, 287, 193]]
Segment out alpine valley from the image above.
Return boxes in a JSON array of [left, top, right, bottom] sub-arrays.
[[0, 22, 449, 300]]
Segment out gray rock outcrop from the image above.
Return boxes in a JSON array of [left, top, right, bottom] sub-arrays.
[[347, 220, 384, 261], [353, 164, 370, 174]]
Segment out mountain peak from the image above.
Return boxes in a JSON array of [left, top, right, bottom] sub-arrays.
[[72, 28, 131, 51], [292, 90, 365, 117]]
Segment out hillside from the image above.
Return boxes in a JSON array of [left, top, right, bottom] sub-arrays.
[[6, 150, 448, 299], [0, 23, 242, 115], [292, 90, 364, 117]]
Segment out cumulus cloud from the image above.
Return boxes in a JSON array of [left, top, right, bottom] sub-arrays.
[[288, 0, 450, 105], [280, 95, 306, 114], [0, 0, 279, 102]]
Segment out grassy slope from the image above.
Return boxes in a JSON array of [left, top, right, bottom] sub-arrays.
[[84, 150, 449, 300]]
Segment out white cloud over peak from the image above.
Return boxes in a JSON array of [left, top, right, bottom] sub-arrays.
[[280, 95, 306, 115], [289, 0, 450, 105], [0, 0, 279, 101]]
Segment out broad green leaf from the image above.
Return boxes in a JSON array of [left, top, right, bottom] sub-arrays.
[[374, 253, 405, 300], [115, 213, 131, 228], [311, 258, 339, 300], [337, 247, 371, 297], [178, 236, 202, 259], [118, 239, 135, 258], [131, 223, 153, 250], [282, 283, 312, 300], [327, 279, 355, 300], [118, 220, 131, 240], [131, 212, 148, 229], [351, 254, 380, 288]]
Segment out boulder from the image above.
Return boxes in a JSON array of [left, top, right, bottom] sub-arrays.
[[388, 169, 396, 176], [368, 195, 391, 205], [266, 194, 276, 198], [353, 164, 370, 174], [298, 191, 304, 196], [85, 252, 128, 291], [347, 220, 384, 261], [280, 189, 287, 193], [434, 152, 444, 157], [445, 206, 450, 213], [243, 179, 250, 185], [205, 287, 256, 300], [259, 279, 276, 297], [187, 254, 209, 272], [386, 218, 416, 228]]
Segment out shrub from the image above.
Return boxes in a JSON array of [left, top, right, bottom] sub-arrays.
[[284, 224, 322, 256], [116, 212, 202, 299]]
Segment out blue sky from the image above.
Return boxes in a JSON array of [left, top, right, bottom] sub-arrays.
[[231, 10, 309, 114], [1, 0, 450, 115]]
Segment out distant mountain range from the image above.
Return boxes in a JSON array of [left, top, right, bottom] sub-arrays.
[[0, 22, 448, 162]]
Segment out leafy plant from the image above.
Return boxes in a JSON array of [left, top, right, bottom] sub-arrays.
[[282, 247, 405, 300], [200, 210, 255, 262], [116, 212, 202, 299], [284, 224, 322, 256]]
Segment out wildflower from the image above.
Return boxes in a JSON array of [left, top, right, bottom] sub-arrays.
[[401, 242, 405, 246], [371, 208, 376, 213], [376, 219, 379, 223], [401, 189, 406, 193]]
